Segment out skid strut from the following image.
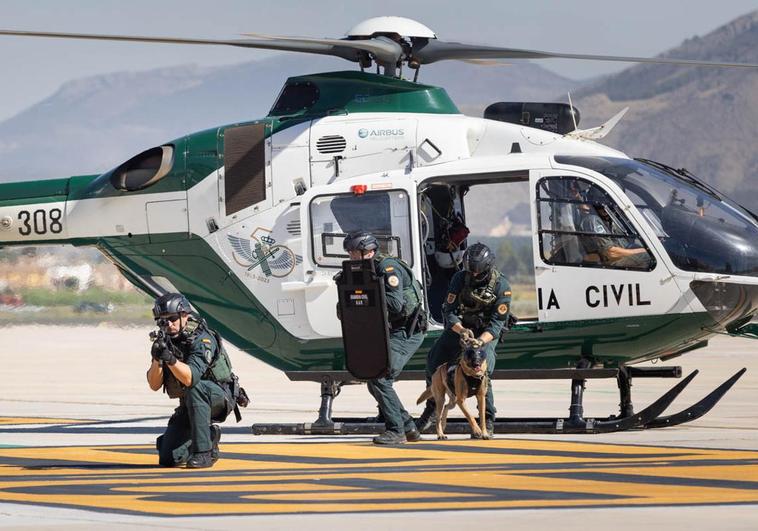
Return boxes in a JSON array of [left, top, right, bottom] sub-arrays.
[[252, 367, 746, 436]]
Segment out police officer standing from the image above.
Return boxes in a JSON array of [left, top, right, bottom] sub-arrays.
[[147, 293, 239, 468], [341, 231, 427, 445], [417, 243, 512, 437]]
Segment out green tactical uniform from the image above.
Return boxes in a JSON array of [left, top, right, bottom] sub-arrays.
[[579, 213, 650, 269], [366, 255, 426, 435], [426, 269, 512, 422], [157, 320, 234, 467]]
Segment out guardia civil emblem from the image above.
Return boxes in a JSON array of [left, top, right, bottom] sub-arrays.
[[228, 227, 302, 278]]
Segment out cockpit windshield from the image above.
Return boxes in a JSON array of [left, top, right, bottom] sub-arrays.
[[555, 156, 758, 276]]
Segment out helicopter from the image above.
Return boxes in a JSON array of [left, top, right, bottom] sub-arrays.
[[1, 16, 758, 435]]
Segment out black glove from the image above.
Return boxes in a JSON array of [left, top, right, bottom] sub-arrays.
[[151, 340, 177, 366]]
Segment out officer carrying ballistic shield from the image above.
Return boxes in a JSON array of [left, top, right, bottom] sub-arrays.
[[337, 231, 427, 445]]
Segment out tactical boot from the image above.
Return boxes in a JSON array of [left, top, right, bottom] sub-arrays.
[[415, 400, 436, 432], [405, 428, 422, 442], [373, 431, 407, 445], [186, 451, 214, 469], [210, 424, 221, 464]]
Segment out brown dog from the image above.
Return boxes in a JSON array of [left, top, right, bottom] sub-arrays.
[[417, 346, 490, 440]]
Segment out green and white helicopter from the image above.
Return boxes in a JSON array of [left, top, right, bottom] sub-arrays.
[[2, 17, 758, 434]]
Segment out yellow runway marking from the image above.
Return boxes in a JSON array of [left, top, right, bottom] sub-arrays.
[[0, 440, 757, 516], [0, 417, 92, 425]]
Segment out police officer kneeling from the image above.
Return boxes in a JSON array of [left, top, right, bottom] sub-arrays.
[[146, 293, 244, 468], [417, 243, 512, 437], [341, 232, 427, 445]]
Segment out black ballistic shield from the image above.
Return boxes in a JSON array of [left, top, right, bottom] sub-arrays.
[[336, 259, 390, 379]]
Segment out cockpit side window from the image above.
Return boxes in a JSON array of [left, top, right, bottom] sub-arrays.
[[536, 176, 655, 271], [309, 190, 412, 268], [555, 156, 758, 276]]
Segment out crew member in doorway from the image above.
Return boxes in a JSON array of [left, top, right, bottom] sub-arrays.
[[417, 243, 512, 438], [341, 231, 427, 445]]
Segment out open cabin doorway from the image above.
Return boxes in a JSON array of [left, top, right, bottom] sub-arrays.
[[418, 171, 537, 325]]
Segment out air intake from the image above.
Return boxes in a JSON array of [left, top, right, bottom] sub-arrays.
[[316, 135, 347, 154]]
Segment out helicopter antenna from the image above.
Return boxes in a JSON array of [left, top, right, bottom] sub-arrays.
[[567, 92, 579, 132]]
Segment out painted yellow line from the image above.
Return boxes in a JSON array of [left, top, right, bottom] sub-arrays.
[[0, 417, 92, 425], [0, 440, 756, 516]]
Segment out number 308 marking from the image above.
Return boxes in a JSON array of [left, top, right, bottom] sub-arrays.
[[18, 208, 63, 235]]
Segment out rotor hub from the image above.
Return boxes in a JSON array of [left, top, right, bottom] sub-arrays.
[[346, 16, 436, 39]]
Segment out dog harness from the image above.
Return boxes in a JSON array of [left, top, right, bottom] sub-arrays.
[[445, 363, 485, 398]]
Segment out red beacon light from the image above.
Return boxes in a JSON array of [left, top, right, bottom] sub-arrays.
[[351, 184, 368, 195]]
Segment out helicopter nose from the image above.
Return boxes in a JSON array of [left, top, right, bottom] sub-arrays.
[[690, 280, 758, 331]]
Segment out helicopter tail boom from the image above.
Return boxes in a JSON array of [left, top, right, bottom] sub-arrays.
[[0, 176, 189, 247]]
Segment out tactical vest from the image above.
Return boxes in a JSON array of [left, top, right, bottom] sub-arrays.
[[377, 255, 423, 321], [161, 319, 233, 399], [162, 344, 186, 399], [205, 327, 234, 384], [458, 270, 500, 331]]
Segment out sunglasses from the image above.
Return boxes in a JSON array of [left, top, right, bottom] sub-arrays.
[[157, 314, 181, 324]]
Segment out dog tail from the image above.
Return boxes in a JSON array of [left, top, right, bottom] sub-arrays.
[[416, 387, 432, 405]]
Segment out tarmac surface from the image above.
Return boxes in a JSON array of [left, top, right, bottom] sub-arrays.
[[1, 325, 757, 530]]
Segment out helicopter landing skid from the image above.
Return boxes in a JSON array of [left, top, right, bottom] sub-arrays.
[[251, 369, 746, 436]]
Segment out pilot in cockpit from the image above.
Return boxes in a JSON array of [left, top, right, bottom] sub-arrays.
[[574, 185, 651, 269]]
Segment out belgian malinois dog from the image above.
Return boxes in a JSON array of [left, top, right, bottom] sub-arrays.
[[417, 346, 490, 440]]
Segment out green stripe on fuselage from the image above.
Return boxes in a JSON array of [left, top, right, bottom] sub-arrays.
[[92, 233, 715, 372]]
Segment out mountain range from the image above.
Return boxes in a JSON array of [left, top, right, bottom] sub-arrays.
[[0, 10, 755, 220]]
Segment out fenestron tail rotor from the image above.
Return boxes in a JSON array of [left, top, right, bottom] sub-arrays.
[[2, 16, 758, 79]]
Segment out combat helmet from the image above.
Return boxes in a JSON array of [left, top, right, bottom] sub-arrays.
[[462, 243, 495, 281], [152, 293, 192, 319], [343, 231, 379, 253]]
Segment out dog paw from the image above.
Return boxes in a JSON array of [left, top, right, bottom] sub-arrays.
[[470, 430, 483, 439], [481, 433, 492, 440], [437, 434, 448, 440]]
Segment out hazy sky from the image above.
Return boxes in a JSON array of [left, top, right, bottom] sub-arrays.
[[1, 0, 756, 121]]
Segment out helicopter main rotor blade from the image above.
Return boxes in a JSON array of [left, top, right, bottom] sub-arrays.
[[241, 32, 404, 64], [0, 29, 374, 63], [413, 40, 758, 69]]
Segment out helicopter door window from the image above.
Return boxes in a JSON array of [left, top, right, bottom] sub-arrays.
[[536, 176, 655, 271], [309, 189, 412, 268]]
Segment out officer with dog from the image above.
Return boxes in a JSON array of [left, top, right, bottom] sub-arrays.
[[340, 231, 427, 445], [417, 242, 512, 437], [146, 293, 248, 468]]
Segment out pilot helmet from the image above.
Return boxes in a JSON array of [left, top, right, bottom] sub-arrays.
[[343, 231, 379, 253], [462, 243, 495, 282], [152, 293, 192, 319]]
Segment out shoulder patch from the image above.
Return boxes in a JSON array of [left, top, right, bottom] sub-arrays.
[[387, 274, 400, 287], [503, 291, 512, 296], [204, 348, 213, 363], [497, 303, 509, 315], [446, 293, 456, 304], [201, 338, 212, 344], [384, 266, 395, 272]]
